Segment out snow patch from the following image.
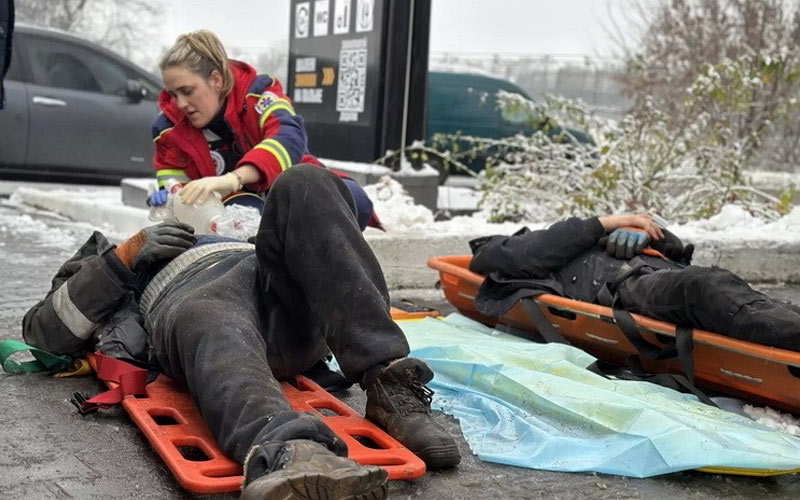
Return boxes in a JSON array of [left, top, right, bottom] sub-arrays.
[[0, 212, 79, 250], [743, 404, 800, 437], [680, 204, 760, 231], [365, 177, 435, 231]]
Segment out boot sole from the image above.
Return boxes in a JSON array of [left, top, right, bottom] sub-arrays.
[[418, 443, 462, 470], [243, 466, 388, 500]]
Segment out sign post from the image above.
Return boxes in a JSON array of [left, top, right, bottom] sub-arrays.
[[288, 0, 431, 165]]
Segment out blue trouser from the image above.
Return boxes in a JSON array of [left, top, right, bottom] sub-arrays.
[[147, 165, 410, 463]]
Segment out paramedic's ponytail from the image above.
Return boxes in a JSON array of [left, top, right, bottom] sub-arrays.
[[159, 30, 234, 97]]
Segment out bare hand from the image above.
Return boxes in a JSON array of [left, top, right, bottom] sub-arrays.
[[597, 213, 665, 241]]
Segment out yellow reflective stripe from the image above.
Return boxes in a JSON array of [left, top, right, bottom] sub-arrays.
[[246, 93, 262, 99], [156, 169, 190, 187], [156, 169, 186, 177], [254, 139, 292, 170], [153, 127, 173, 142], [258, 103, 296, 128]]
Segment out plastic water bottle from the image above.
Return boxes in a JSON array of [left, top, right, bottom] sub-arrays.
[[147, 180, 183, 222], [172, 191, 248, 238]]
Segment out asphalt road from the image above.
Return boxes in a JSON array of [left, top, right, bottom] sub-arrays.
[[2, 201, 800, 499]]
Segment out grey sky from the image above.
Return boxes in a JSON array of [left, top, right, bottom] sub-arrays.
[[159, 0, 639, 58]]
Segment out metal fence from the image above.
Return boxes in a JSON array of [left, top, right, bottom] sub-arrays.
[[429, 52, 632, 119]]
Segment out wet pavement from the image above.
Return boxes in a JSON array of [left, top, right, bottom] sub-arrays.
[[2, 201, 800, 499]]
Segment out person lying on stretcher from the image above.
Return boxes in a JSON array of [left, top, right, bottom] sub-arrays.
[[22, 166, 460, 500], [469, 213, 800, 351]]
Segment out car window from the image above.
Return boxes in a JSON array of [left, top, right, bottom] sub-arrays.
[[25, 35, 152, 98], [132, 73, 161, 101], [5, 39, 23, 82], [432, 83, 500, 123], [27, 36, 102, 92]]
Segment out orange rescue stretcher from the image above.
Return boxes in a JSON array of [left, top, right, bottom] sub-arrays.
[[428, 255, 800, 415], [85, 307, 435, 494]]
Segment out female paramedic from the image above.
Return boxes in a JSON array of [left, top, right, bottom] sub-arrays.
[[148, 30, 376, 229]]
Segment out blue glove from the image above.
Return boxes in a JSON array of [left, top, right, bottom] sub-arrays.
[[147, 189, 168, 207], [606, 229, 649, 259]]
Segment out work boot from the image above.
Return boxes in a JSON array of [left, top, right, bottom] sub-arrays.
[[241, 439, 388, 500], [365, 358, 461, 469]]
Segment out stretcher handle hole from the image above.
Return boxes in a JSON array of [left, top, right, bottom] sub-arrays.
[[147, 407, 187, 426], [788, 365, 800, 379], [547, 307, 576, 321], [177, 445, 212, 462], [315, 407, 341, 417], [653, 333, 672, 344], [353, 435, 384, 450], [152, 415, 180, 426], [133, 393, 149, 399]]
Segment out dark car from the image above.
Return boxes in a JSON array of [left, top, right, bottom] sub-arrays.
[[425, 71, 592, 178], [0, 24, 162, 183]]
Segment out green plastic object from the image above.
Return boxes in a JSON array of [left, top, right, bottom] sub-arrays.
[[0, 339, 72, 374]]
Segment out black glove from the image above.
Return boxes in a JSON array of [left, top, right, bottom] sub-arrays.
[[602, 229, 649, 259], [662, 242, 694, 266], [127, 222, 196, 273]]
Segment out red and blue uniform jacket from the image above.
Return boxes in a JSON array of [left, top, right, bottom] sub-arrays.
[[152, 60, 321, 192], [151, 60, 380, 229]]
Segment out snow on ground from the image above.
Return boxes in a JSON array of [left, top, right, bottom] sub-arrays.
[[438, 185, 482, 211], [364, 176, 526, 235], [0, 209, 80, 250], [743, 404, 800, 437], [673, 204, 800, 246], [365, 175, 800, 244]]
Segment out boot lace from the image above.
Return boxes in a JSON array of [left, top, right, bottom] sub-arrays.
[[387, 369, 434, 415]]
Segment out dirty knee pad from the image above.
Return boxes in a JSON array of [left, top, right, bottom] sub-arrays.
[[255, 410, 348, 457]]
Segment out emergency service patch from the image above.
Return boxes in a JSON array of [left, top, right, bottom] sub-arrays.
[[210, 150, 225, 175], [255, 92, 281, 115]]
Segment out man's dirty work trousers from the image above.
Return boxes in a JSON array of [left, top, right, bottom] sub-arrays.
[[618, 265, 800, 351], [147, 165, 411, 462]]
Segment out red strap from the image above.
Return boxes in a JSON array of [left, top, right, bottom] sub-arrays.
[[80, 353, 148, 413]]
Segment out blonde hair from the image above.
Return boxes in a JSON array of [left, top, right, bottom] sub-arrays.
[[159, 30, 234, 97]]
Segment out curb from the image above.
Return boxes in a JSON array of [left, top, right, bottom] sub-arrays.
[[12, 187, 800, 287]]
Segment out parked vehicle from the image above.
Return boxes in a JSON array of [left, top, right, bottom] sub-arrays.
[[424, 71, 592, 179], [0, 25, 162, 183]]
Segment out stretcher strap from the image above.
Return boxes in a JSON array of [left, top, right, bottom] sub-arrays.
[[520, 296, 716, 406], [611, 306, 678, 360], [0, 339, 72, 374], [520, 296, 569, 345], [604, 299, 715, 406], [72, 352, 148, 414]]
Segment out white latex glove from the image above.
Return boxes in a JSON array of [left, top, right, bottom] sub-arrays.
[[179, 172, 241, 205]]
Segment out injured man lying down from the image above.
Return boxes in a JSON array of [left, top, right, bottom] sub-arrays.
[[469, 213, 800, 352]]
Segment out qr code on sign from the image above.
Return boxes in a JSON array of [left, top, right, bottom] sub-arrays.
[[336, 47, 367, 113]]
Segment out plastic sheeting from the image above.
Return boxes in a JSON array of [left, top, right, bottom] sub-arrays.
[[400, 314, 800, 478]]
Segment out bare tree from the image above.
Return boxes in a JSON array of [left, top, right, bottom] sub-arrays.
[[616, 0, 800, 170], [16, 0, 163, 68], [255, 42, 288, 83]]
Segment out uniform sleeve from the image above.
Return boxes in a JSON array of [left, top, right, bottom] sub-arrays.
[[152, 113, 191, 189], [469, 217, 606, 279], [22, 232, 139, 358], [238, 76, 309, 190]]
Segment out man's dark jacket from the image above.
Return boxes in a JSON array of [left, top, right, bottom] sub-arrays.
[[22, 232, 149, 362], [468, 217, 680, 315]]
